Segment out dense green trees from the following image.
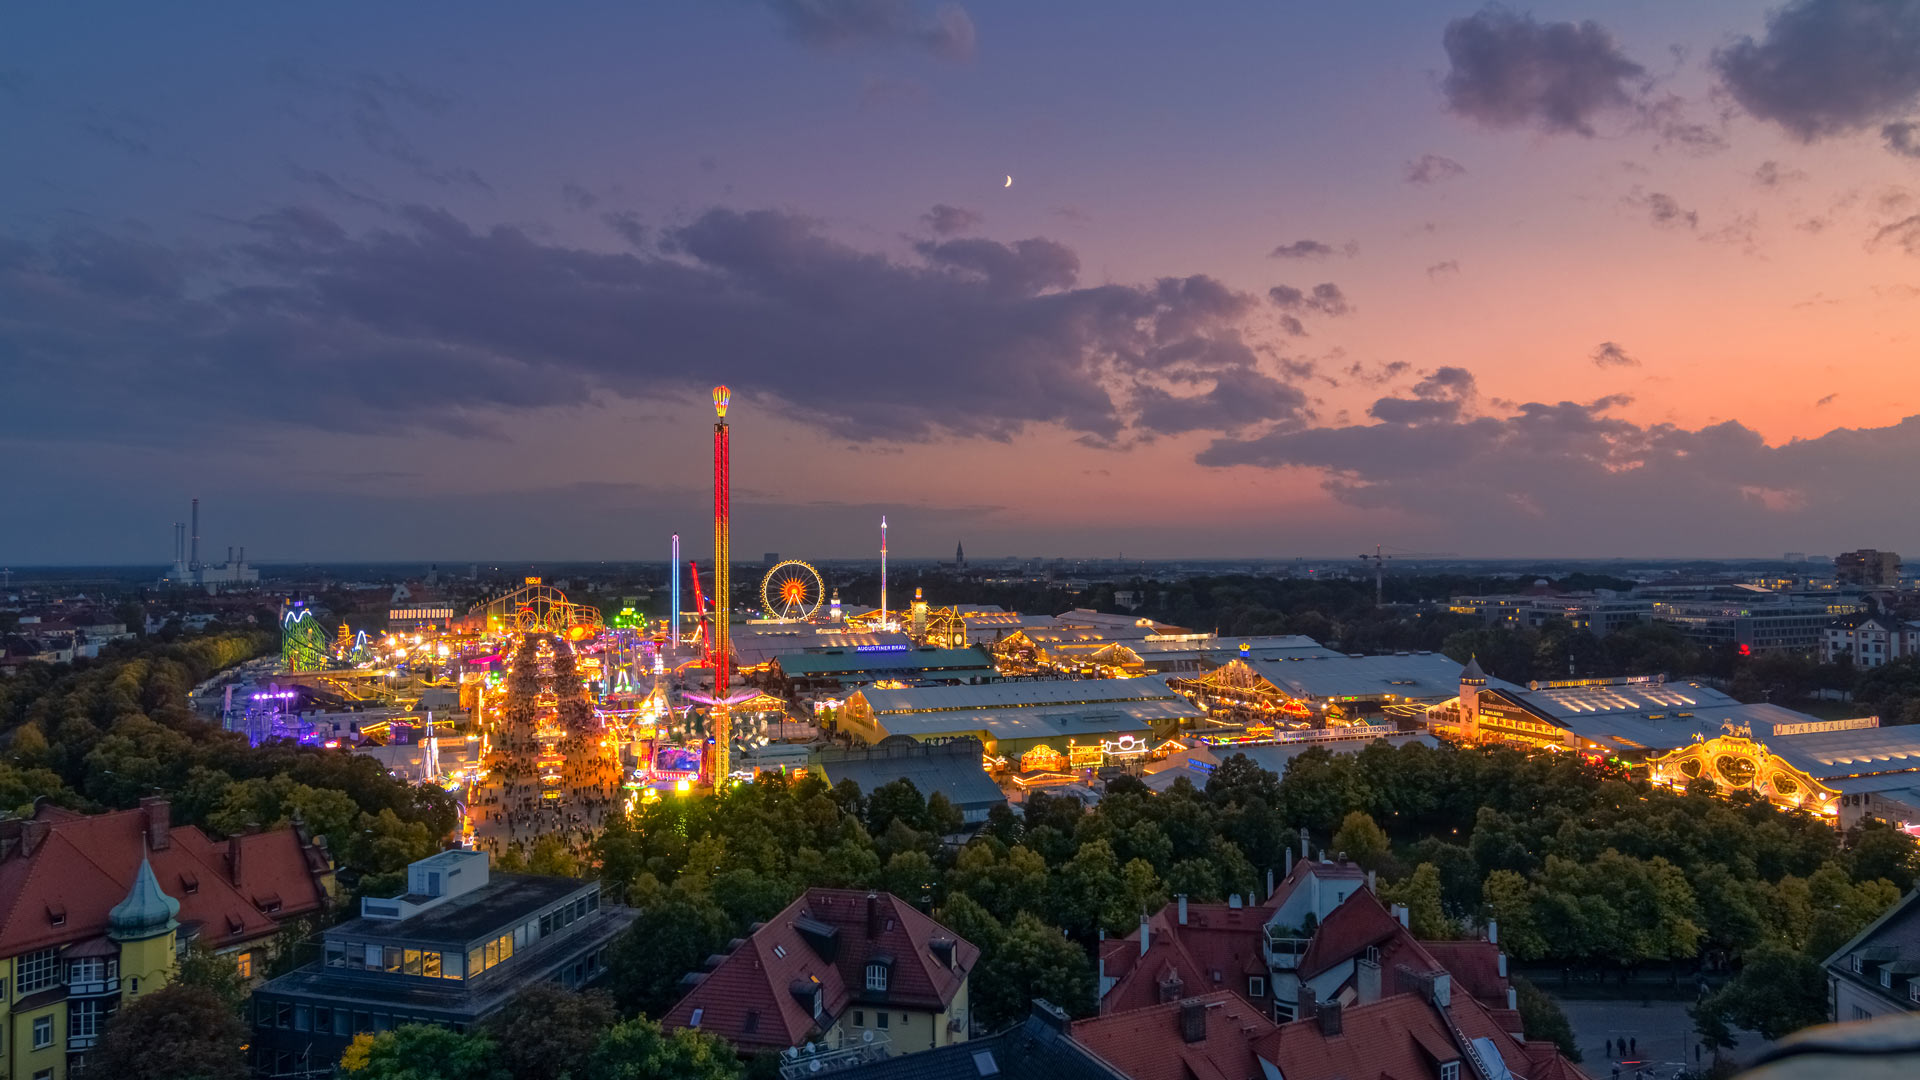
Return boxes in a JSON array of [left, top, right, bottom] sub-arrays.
[[92, 984, 251, 1080], [0, 630, 457, 887]]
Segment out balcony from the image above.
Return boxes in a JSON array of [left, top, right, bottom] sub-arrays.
[[69, 1034, 100, 1052], [69, 977, 121, 997], [1263, 927, 1311, 970]]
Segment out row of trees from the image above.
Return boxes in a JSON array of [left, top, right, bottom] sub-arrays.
[[0, 630, 459, 898]]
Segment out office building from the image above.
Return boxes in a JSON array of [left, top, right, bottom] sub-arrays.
[[248, 851, 634, 1077]]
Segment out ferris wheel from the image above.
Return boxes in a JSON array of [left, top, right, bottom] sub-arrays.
[[760, 559, 826, 622]]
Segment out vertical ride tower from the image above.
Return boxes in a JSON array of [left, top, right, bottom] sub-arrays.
[[710, 386, 732, 787], [670, 533, 680, 657]]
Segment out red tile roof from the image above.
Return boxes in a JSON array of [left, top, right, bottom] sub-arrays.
[[0, 800, 331, 956], [662, 889, 979, 1055], [1072, 991, 1275, 1080], [1258, 992, 1590, 1080]]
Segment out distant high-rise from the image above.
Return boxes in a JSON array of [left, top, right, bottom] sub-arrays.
[[956, 540, 965, 568], [1836, 549, 1902, 588]]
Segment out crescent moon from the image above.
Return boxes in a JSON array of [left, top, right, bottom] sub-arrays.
[[1004, 175, 1013, 188]]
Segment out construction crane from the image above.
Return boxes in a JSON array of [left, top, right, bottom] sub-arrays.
[[1357, 545, 1459, 606]]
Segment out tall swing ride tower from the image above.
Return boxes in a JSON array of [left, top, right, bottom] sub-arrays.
[[709, 385, 733, 787]]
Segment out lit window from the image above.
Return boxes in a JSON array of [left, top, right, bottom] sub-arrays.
[[236, 952, 253, 979]]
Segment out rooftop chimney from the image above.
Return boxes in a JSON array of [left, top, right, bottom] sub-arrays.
[[1180, 1001, 1207, 1044], [1140, 911, 1151, 956], [1316, 999, 1343, 1036], [1367, 869, 1376, 891], [1266, 867, 1275, 898], [229, 835, 244, 885], [1285, 847, 1294, 874], [21, 818, 51, 857], [1392, 903, 1409, 928], [1295, 987, 1317, 1022], [866, 892, 883, 939], [1430, 972, 1452, 1007], [1299, 827, 1309, 860], [1486, 919, 1499, 945], [140, 797, 172, 851], [1228, 893, 1243, 909], [1177, 894, 1188, 925], [1030, 999, 1071, 1031]]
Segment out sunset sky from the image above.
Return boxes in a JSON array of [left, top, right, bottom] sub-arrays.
[[5, 1, 1920, 563]]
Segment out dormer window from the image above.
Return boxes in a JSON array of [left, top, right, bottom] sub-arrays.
[[867, 963, 889, 992], [1441, 1062, 1460, 1080]]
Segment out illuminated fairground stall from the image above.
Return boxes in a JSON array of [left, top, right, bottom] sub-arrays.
[[1433, 660, 1920, 830]]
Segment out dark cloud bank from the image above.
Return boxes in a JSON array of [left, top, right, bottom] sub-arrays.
[[0, 202, 1305, 447]]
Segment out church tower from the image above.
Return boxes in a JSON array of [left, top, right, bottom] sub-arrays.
[[110, 853, 181, 1003], [1458, 655, 1487, 742], [955, 541, 965, 568]]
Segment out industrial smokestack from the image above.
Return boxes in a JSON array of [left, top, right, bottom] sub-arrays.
[[227, 546, 234, 566], [190, 498, 200, 570], [238, 546, 245, 567]]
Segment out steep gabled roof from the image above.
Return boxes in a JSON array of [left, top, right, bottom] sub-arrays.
[[663, 889, 979, 1054], [1072, 990, 1276, 1080], [1257, 991, 1590, 1080], [0, 801, 330, 956]]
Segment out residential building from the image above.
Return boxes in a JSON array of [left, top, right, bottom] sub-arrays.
[[1836, 550, 1903, 589], [249, 850, 634, 1077], [830, 1001, 1125, 1080], [1071, 981, 1587, 1080], [1823, 615, 1920, 668], [663, 889, 976, 1061], [1823, 888, 1920, 1022], [1097, 851, 1518, 1034], [0, 798, 331, 1080]]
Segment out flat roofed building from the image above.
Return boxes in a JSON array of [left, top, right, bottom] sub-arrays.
[[815, 738, 1008, 824], [731, 629, 919, 670], [840, 678, 1203, 768], [769, 647, 998, 694], [249, 851, 634, 1077]]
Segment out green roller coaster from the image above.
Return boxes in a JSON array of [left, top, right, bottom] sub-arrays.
[[281, 604, 331, 672]]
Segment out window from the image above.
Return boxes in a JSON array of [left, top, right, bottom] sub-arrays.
[[277, 1001, 293, 1029], [877, 1012, 889, 1029], [295, 1005, 311, 1032], [1441, 1063, 1460, 1080], [773, 945, 787, 959], [34, 1070, 52, 1080], [689, 1008, 704, 1029], [72, 998, 105, 1039], [70, 957, 107, 983], [405, 949, 423, 976], [385, 946, 404, 973], [236, 952, 253, 979], [327, 942, 348, 968], [314, 1008, 332, 1035], [423, 951, 442, 978], [866, 963, 889, 992], [16, 948, 60, 995], [854, 1011, 865, 1027], [33, 1015, 54, 1049], [468, 946, 486, 976], [1248, 976, 1267, 998]]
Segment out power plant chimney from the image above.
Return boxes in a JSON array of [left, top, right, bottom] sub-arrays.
[[238, 546, 245, 567], [190, 497, 201, 571], [227, 545, 234, 566]]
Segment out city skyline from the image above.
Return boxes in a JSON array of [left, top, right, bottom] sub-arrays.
[[7, 1, 1920, 562]]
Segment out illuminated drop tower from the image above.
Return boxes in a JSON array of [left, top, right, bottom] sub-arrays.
[[670, 533, 680, 657], [710, 386, 733, 787]]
